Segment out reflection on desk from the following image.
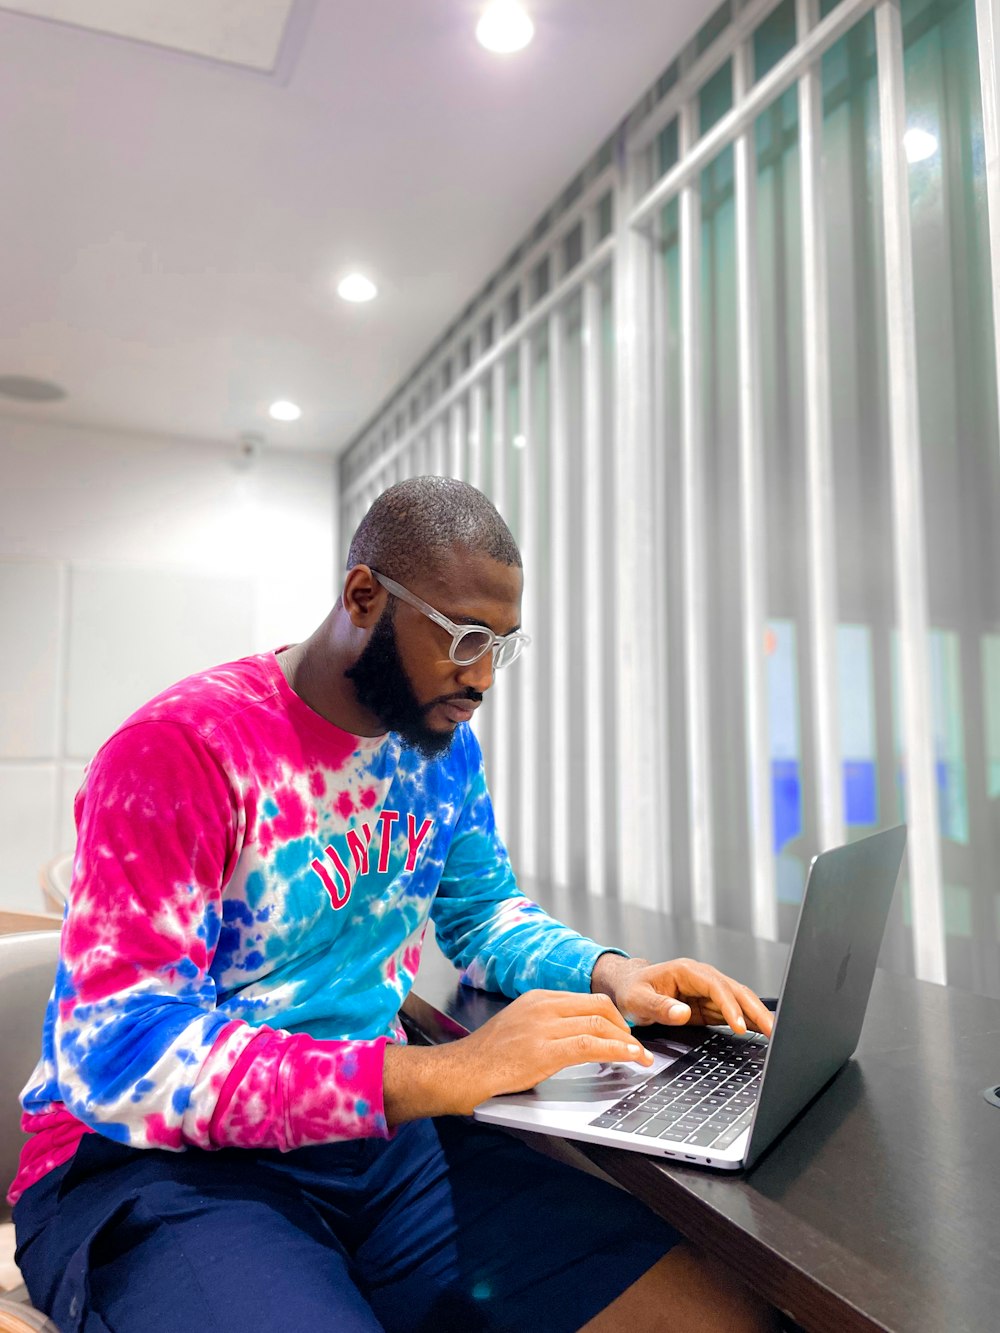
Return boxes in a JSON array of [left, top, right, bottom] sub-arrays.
[[405, 886, 1000, 1333]]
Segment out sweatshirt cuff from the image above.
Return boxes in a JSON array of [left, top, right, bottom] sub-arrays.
[[206, 1027, 391, 1151], [534, 939, 630, 993]]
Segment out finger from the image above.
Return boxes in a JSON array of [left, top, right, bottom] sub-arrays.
[[550, 1033, 653, 1070], [620, 962, 708, 1025], [555, 1013, 651, 1049], [614, 967, 693, 1026], [682, 985, 771, 1036], [734, 984, 774, 1036], [697, 977, 773, 1036], [544, 990, 633, 1033], [633, 988, 692, 1026], [660, 997, 692, 1025], [672, 962, 748, 1034]]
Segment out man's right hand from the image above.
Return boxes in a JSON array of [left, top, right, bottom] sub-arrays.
[[382, 990, 653, 1125]]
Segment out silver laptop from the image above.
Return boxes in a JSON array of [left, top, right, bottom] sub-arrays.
[[474, 825, 906, 1171]]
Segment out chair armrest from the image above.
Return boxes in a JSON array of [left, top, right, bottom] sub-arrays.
[[0, 1297, 60, 1332], [0, 912, 61, 936]]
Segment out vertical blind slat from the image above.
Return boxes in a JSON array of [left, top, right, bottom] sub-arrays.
[[797, 0, 846, 852], [679, 102, 716, 924], [875, 0, 946, 983], [734, 38, 778, 940], [548, 308, 571, 885]]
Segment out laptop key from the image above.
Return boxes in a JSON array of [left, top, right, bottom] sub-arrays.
[[635, 1118, 680, 1138], [712, 1109, 754, 1149], [705, 1106, 739, 1125], [684, 1124, 727, 1147], [669, 1092, 705, 1110], [615, 1108, 658, 1133], [644, 1089, 682, 1106], [668, 1115, 711, 1137]]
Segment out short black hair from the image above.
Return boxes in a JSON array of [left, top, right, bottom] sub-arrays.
[[346, 476, 521, 581]]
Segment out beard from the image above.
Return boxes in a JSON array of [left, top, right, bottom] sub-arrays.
[[345, 608, 480, 759]]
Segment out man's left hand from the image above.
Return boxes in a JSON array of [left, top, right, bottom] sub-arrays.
[[591, 954, 774, 1038]]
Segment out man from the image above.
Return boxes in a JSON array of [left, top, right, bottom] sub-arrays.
[[10, 478, 777, 1331]]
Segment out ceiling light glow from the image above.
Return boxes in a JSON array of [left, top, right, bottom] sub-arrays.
[[269, 400, 302, 422], [904, 126, 938, 164], [337, 273, 378, 303], [477, 1, 534, 54], [512, 433, 527, 449]]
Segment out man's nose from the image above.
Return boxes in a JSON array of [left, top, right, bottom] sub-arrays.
[[456, 651, 494, 694]]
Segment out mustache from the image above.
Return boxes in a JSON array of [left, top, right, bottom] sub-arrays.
[[421, 688, 483, 713]]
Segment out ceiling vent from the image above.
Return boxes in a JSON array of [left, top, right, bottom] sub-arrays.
[[0, 375, 67, 402]]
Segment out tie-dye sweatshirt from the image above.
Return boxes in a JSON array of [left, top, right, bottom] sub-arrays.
[[9, 651, 617, 1206]]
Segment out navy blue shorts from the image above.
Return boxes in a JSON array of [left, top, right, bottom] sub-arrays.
[[13, 1118, 683, 1332]]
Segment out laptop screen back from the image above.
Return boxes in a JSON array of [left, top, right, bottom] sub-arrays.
[[743, 825, 906, 1168]]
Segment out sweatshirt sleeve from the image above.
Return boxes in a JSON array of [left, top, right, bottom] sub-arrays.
[[429, 728, 626, 996], [52, 721, 389, 1152]]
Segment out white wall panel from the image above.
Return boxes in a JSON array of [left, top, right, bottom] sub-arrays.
[[1, 418, 338, 894], [0, 561, 62, 759], [0, 418, 335, 650], [65, 566, 255, 759], [0, 764, 58, 911]]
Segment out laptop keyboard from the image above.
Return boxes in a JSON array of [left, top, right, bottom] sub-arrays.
[[589, 1031, 768, 1150]]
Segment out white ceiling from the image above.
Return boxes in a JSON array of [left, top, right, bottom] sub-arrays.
[[0, 0, 709, 454], [0, 0, 297, 70]]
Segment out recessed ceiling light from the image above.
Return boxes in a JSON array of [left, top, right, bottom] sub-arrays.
[[0, 375, 67, 402], [337, 273, 378, 303], [269, 400, 302, 422], [904, 126, 938, 164], [477, 1, 534, 54]]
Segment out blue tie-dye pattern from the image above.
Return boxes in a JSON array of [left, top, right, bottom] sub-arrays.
[[81, 1002, 228, 1107], [273, 837, 314, 883], [203, 900, 221, 953], [17, 654, 618, 1177], [245, 870, 267, 910], [195, 725, 612, 1047]]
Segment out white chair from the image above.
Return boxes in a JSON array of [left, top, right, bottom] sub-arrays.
[[0, 927, 62, 1332], [38, 855, 72, 918]]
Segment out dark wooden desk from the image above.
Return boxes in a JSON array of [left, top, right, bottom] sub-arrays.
[[405, 883, 1000, 1333]]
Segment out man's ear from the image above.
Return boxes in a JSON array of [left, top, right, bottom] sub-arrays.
[[342, 565, 386, 629]]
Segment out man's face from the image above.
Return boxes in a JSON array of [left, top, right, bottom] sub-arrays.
[[346, 549, 523, 758]]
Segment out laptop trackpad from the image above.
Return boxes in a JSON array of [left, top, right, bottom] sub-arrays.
[[524, 1050, 676, 1105]]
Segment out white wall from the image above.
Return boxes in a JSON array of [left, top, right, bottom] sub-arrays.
[[0, 416, 338, 911]]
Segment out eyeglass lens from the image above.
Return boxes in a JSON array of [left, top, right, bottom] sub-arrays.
[[452, 627, 494, 664], [452, 627, 524, 668], [495, 637, 522, 668]]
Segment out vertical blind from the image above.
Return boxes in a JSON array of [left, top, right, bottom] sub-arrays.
[[339, 0, 1000, 997]]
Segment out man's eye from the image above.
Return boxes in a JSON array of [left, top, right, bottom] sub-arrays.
[[454, 629, 493, 662]]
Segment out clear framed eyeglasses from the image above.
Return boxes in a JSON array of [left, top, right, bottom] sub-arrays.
[[371, 570, 530, 669]]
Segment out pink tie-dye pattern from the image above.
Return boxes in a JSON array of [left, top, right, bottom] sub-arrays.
[[207, 1028, 389, 1150], [8, 654, 393, 1206], [9, 652, 615, 1210]]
